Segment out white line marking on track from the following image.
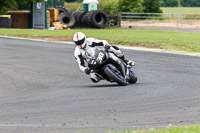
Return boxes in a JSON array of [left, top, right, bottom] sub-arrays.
[[0, 124, 42, 127]]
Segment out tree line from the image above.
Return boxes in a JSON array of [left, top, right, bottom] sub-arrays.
[[0, 0, 43, 14], [160, 0, 200, 7], [1, 0, 199, 15], [0, 0, 162, 15]]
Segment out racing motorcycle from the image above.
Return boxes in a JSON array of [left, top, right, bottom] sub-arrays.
[[87, 48, 137, 86]]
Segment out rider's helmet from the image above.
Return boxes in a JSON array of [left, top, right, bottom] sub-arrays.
[[73, 32, 86, 49]]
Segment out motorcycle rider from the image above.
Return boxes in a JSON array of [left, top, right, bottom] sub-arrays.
[[73, 32, 135, 83]]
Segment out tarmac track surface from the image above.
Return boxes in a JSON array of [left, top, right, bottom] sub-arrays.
[[0, 37, 200, 133]]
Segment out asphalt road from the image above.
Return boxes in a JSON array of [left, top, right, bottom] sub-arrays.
[[0, 37, 200, 133]]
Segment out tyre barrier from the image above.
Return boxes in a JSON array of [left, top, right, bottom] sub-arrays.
[[76, 11, 88, 26], [59, 12, 75, 28], [58, 10, 109, 28], [57, 7, 69, 14], [109, 15, 120, 26], [72, 11, 82, 26], [82, 10, 109, 28]]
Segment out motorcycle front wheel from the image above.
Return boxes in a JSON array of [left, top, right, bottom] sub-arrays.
[[128, 70, 137, 84], [104, 66, 128, 86]]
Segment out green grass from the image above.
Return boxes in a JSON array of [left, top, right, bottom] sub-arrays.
[[161, 7, 200, 13], [0, 28, 200, 53], [65, 2, 82, 11], [104, 125, 200, 133]]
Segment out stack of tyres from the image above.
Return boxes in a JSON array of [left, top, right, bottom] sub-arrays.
[[82, 10, 109, 28], [59, 12, 75, 28], [72, 11, 82, 26], [76, 11, 88, 26], [59, 10, 109, 28]]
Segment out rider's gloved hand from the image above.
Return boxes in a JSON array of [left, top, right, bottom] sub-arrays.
[[104, 44, 111, 51], [84, 68, 91, 75]]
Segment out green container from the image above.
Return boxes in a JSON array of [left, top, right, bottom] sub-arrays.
[[83, 0, 99, 11], [47, 0, 65, 8], [83, 4, 89, 12]]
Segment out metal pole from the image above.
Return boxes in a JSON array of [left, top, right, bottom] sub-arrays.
[[118, 13, 121, 27], [178, 0, 181, 7], [176, 13, 179, 29]]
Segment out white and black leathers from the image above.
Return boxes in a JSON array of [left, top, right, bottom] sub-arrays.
[[74, 37, 123, 72]]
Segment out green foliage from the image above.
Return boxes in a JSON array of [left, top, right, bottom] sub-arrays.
[[118, 0, 144, 12], [143, 0, 162, 13], [160, 0, 200, 7], [0, 0, 18, 14], [160, 0, 178, 7], [0, 0, 44, 14], [182, 0, 200, 7], [99, 0, 119, 15], [65, 2, 82, 11], [66, 0, 162, 14], [118, 0, 162, 13]]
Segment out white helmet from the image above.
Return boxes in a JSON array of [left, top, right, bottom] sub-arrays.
[[73, 32, 86, 49]]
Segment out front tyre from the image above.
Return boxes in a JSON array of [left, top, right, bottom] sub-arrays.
[[128, 71, 137, 84], [104, 66, 128, 86]]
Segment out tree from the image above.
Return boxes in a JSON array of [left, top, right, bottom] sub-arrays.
[[118, 0, 144, 12], [182, 0, 200, 7], [159, 0, 179, 7], [0, 0, 17, 14], [143, 0, 162, 13], [0, 0, 43, 14], [118, 0, 162, 13]]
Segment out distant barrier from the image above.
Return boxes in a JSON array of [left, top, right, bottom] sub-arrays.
[[0, 15, 12, 28], [120, 12, 200, 29]]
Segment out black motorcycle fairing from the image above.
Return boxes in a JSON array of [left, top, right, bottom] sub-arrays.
[[88, 50, 108, 70]]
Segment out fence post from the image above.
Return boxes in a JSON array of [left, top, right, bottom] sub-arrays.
[[118, 13, 121, 27], [176, 13, 179, 29]]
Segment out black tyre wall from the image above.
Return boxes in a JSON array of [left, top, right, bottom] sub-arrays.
[[82, 10, 109, 28], [76, 11, 88, 26], [59, 12, 75, 28], [72, 11, 82, 26], [57, 7, 69, 14]]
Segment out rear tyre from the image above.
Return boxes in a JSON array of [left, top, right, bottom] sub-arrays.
[[128, 71, 137, 84], [104, 66, 128, 86]]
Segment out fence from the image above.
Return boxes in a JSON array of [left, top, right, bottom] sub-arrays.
[[120, 12, 200, 31]]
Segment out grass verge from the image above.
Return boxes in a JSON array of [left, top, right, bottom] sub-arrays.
[[104, 125, 200, 133], [0, 28, 200, 53], [161, 7, 200, 13]]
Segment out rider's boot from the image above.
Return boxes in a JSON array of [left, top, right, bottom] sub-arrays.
[[119, 55, 135, 68], [108, 46, 135, 68], [90, 71, 102, 83]]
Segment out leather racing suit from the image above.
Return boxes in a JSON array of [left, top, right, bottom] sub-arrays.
[[74, 38, 129, 83]]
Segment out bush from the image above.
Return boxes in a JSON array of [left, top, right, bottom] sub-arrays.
[[99, 0, 120, 15], [65, 2, 82, 11], [118, 0, 144, 12], [65, 0, 162, 15], [143, 0, 162, 13]]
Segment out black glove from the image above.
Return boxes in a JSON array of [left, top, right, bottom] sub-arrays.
[[84, 68, 91, 75], [104, 44, 111, 51]]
